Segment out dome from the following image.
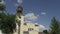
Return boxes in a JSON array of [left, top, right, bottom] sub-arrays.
[[17, 5, 23, 11]]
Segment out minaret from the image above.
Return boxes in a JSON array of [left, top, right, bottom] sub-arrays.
[[16, 5, 23, 34]]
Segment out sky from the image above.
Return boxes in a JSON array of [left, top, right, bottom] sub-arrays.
[[0, 0, 60, 33]]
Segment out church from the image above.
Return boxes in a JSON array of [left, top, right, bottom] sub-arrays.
[[13, 6, 40, 34]]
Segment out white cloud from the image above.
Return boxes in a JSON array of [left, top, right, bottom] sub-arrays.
[[24, 13, 38, 23], [41, 12, 46, 16], [17, 0, 23, 4], [0, 0, 5, 4], [39, 25, 46, 32]]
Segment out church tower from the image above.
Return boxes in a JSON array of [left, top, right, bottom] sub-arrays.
[[15, 5, 24, 34]]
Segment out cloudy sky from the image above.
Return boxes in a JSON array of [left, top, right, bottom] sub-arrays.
[[0, 0, 60, 33]]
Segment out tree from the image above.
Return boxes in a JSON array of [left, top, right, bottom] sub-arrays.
[[0, 5, 6, 11], [0, 13, 16, 34], [0, 0, 16, 34], [0, 0, 6, 11], [50, 17, 60, 34]]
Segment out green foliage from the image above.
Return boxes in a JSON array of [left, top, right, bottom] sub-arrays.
[[0, 0, 6, 11], [0, 5, 6, 11], [0, 0, 2, 2], [0, 1, 16, 34], [50, 17, 60, 34], [0, 13, 16, 34]]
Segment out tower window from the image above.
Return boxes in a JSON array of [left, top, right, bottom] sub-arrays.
[[28, 28, 33, 31], [17, 11, 22, 14]]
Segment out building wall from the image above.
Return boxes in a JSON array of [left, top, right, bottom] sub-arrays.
[[21, 22, 39, 34], [13, 15, 24, 34], [14, 15, 39, 34]]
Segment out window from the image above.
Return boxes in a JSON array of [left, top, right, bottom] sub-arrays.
[[35, 24, 39, 26], [28, 28, 33, 31], [23, 31, 29, 34]]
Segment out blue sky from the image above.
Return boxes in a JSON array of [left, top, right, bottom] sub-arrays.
[[2, 0, 60, 28]]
